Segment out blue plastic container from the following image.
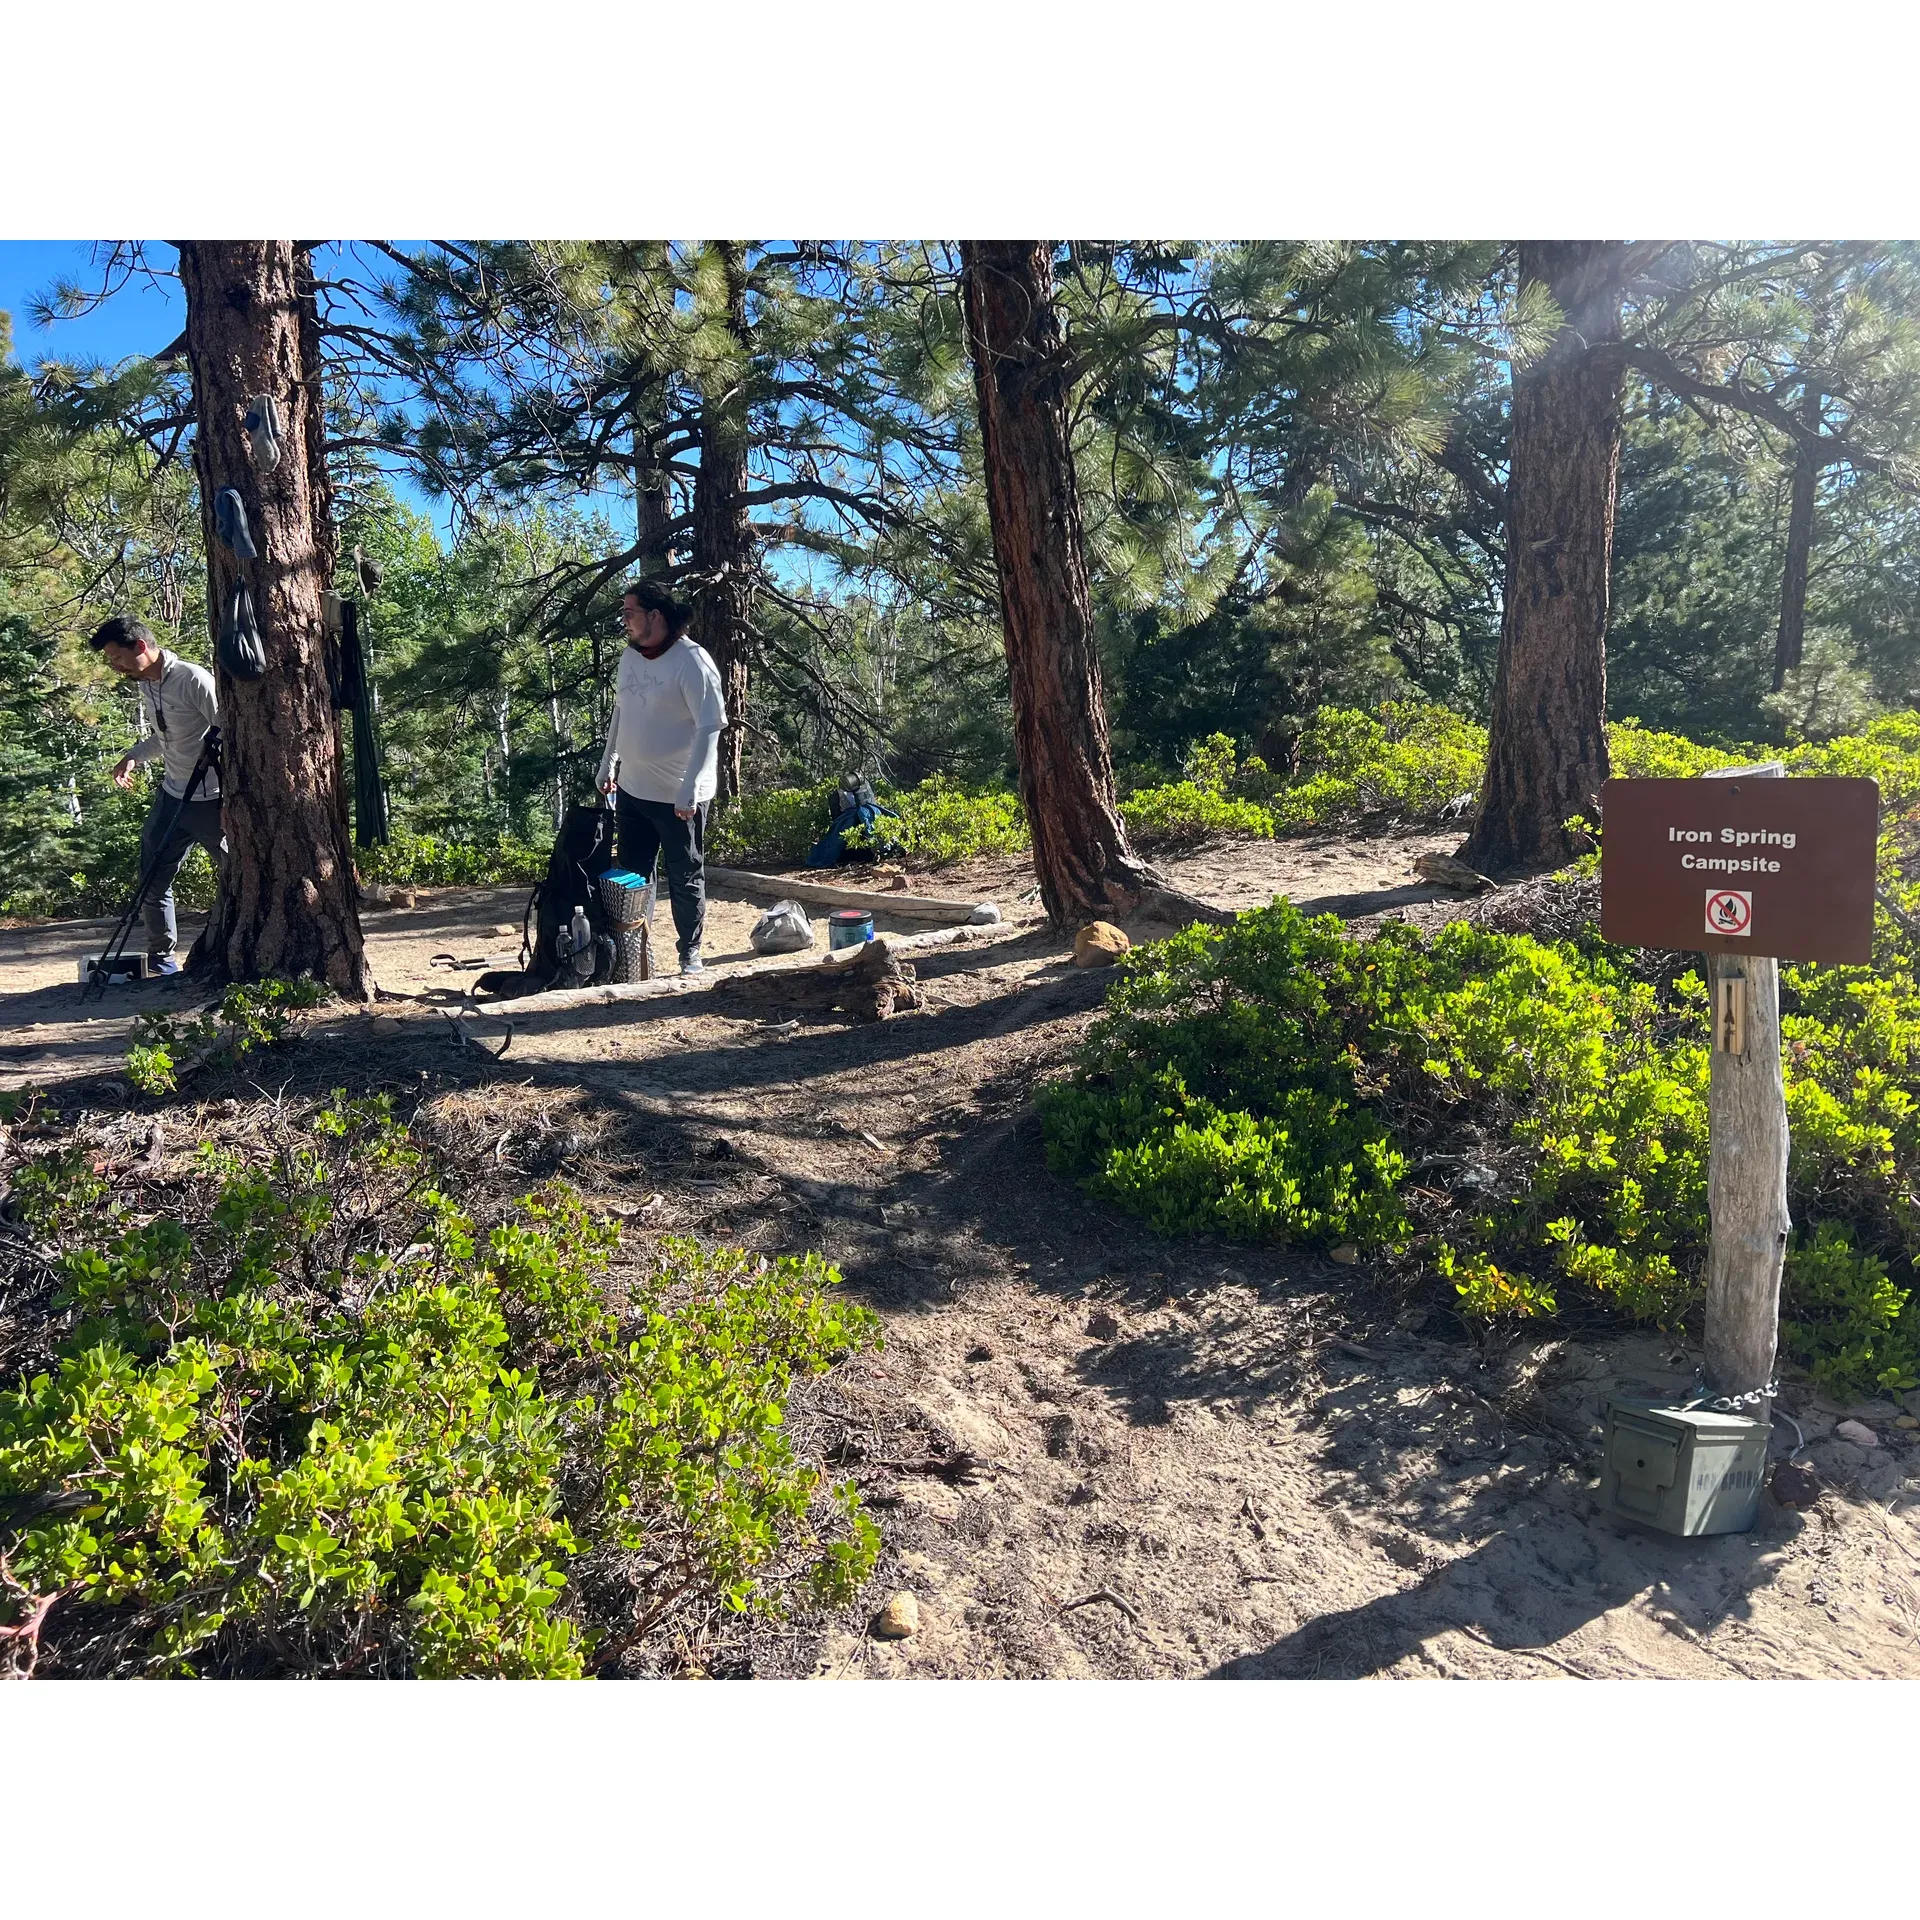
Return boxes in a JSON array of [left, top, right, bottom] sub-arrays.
[[827, 908, 875, 950]]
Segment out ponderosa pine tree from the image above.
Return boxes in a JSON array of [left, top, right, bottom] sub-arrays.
[[1461, 241, 1627, 875], [1449, 243, 1920, 748], [176, 240, 371, 994], [688, 242, 754, 799], [346, 242, 956, 793], [1653, 248, 1920, 708], [961, 240, 1210, 926], [1042, 242, 1496, 765]]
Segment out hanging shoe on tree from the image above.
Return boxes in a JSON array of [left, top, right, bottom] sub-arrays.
[[214, 488, 257, 560], [243, 394, 283, 472]]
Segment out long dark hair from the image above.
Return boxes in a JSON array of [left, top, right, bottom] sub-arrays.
[[623, 579, 695, 640]]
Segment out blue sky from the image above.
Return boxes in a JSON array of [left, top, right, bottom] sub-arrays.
[[0, 240, 469, 533], [0, 241, 697, 553], [0, 241, 184, 367]]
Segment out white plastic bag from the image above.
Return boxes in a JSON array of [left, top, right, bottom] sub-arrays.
[[750, 899, 815, 954]]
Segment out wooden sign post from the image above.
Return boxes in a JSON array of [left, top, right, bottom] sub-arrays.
[[1700, 768, 1790, 1406], [1601, 765, 1880, 1408]]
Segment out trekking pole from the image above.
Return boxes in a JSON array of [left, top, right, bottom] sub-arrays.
[[84, 728, 222, 1001]]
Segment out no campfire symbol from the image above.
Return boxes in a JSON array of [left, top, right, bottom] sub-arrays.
[[1705, 888, 1753, 938], [1601, 775, 1878, 963]]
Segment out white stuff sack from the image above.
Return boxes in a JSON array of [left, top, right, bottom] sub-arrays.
[[750, 899, 815, 954]]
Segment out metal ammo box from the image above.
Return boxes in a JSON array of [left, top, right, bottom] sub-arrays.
[[77, 952, 151, 984], [1597, 1402, 1770, 1536]]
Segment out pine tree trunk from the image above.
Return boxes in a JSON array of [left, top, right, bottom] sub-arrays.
[[178, 241, 372, 997], [1771, 392, 1821, 697], [294, 246, 354, 880], [630, 380, 674, 579], [691, 242, 753, 802], [636, 447, 673, 579], [1461, 241, 1626, 877], [961, 240, 1164, 927]]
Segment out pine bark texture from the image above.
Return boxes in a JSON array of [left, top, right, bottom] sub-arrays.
[[295, 246, 354, 872], [178, 240, 372, 997], [691, 242, 753, 802], [1463, 241, 1627, 877], [635, 432, 673, 580], [961, 240, 1162, 927]]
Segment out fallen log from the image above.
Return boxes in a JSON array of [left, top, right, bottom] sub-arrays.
[[707, 937, 923, 1021], [705, 865, 1001, 925], [470, 921, 1021, 1018], [1412, 851, 1499, 894]]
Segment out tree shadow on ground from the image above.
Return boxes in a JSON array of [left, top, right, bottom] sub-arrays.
[[1212, 1506, 1791, 1678], [1286, 880, 1459, 918]]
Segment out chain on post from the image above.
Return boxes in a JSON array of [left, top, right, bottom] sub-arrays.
[[1684, 1372, 1778, 1414]]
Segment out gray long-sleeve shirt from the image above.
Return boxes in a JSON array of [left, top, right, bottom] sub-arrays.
[[127, 651, 221, 800], [594, 638, 728, 808]]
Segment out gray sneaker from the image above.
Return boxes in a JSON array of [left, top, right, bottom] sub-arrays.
[[679, 948, 704, 975]]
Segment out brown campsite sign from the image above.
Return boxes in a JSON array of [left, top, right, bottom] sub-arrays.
[[1600, 774, 1880, 963]]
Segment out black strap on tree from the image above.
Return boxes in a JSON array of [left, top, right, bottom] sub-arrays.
[[83, 727, 223, 1001], [331, 599, 390, 849]]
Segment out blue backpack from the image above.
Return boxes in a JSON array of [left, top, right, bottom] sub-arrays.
[[807, 781, 903, 868]]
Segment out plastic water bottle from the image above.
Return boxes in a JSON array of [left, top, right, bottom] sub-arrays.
[[568, 906, 594, 980]]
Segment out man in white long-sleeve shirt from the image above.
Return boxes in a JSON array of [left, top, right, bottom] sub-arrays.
[[90, 615, 225, 976], [595, 580, 728, 973]]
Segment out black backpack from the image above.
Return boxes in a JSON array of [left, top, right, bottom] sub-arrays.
[[474, 804, 620, 999]]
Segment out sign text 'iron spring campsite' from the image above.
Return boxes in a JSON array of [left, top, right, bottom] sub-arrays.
[[1599, 773, 1880, 964]]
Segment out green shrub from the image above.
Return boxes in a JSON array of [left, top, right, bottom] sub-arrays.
[[1254, 705, 1920, 841], [1120, 781, 1276, 847], [1042, 901, 1920, 1394], [0, 1095, 881, 1677], [710, 782, 841, 868], [1184, 733, 1241, 797], [1269, 703, 1490, 832], [126, 976, 329, 1095], [1779, 1224, 1919, 1397], [882, 777, 1027, 866], [1605, 719, 1745, 782], [712, 776, 1027, 870], [1118, 735, 1278, 847], [1788, 709, 1920, 818], [361, 831, 546, 891]]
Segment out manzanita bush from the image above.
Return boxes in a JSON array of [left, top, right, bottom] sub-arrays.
[[0, 1095, 880, 1677], [1043, 900, 1920, 1397]]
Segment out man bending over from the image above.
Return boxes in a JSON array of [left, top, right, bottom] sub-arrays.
[[596, 581, 728, 974], [91, 616, 223, 977]]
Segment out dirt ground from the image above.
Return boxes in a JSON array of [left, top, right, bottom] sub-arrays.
[[6, 829, 1919, 1680]]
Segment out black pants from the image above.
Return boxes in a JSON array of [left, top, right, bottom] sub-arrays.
[[615, 791, 708, 957], [140, 790, 226, 957]]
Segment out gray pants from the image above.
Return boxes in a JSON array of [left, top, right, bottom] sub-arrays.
[[140, 790, 226, 957]]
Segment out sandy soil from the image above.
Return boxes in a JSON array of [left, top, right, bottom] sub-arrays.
[[7, 830, 1917, 1681], [0, 875, 1021, 1095]]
